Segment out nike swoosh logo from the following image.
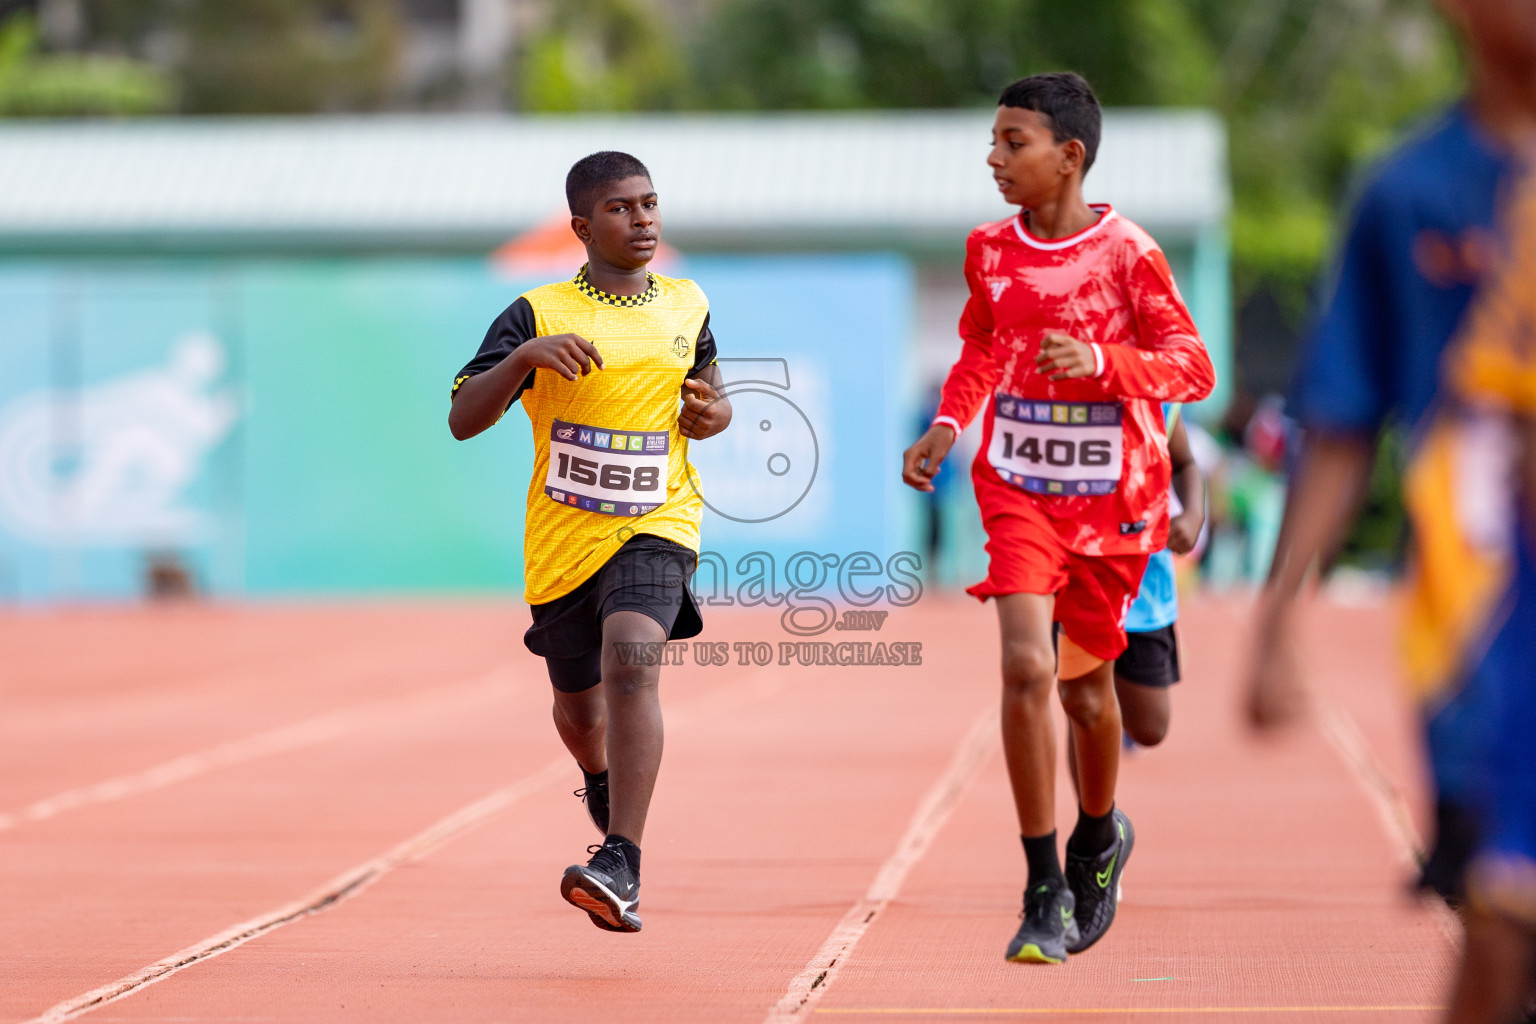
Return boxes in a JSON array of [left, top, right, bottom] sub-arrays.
[[1096, 821, 1125, 888], [1060, 906, 1073, 925]]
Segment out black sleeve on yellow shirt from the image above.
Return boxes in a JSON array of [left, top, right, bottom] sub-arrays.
[[452, 296, 538, 407], [687, 312, 718, 379]]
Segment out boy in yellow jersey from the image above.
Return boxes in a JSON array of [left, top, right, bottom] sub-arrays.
[[448, 151, 731, 933]]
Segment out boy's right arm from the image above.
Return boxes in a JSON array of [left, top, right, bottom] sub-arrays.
[[449, 334, 604, 440], [903, 238, 998, 491], [902, 424, 957, 492], [449, 346, 536, 440], [447, 296, 603, 440]]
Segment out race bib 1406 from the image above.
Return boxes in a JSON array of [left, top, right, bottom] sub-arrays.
[[545, 419, 670, 516], [987, 395, 1122, 496]]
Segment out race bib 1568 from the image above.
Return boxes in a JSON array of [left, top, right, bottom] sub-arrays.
[[987, 395, 1122, 496], [545, 419, 670, 516]]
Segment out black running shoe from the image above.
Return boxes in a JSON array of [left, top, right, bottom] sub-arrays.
[[561, 840, 641, 933], [574, 771, 609, 835], [1005, 877, 1079, 964], [1064, 807, 1134, 954]]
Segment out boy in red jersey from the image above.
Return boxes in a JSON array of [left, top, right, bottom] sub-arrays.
[[903, 72, 1215, 963]]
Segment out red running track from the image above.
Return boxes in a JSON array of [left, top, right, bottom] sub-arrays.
[[0, 595, 1452, 1023]]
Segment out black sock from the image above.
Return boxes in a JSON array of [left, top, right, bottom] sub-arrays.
[[1420, 798, 1477, 905], [1067, 805, 1116, 856], [1021, 831, 1062, 887], [605, 833, 641, 877], [582, 767, 608, 790]]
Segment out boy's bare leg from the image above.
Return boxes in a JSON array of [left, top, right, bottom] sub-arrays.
[[1054, 633, 1134, 955], [995, 592, 1058, 836], [1058, 653, 1120, 818], [1066, 675, 1169, 799], [1115, 676, 1170, 747], [551, 683, 607, 775], [600, 610, 667, 844], [1446, 908, 1534, 1024]]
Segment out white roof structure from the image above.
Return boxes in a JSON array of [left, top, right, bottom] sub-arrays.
[[0, 111, 1227, 252]]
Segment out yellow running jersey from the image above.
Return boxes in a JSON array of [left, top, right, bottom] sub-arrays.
[[455, 268, 717, 604]]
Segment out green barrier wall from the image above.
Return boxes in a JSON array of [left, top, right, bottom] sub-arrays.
[[0, 255, 914, 601]]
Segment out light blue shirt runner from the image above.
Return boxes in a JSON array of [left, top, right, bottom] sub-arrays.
[[1125, 404, 1179, 633]]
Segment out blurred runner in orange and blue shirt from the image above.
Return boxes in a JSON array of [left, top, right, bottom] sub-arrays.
[[1424, 173, 1536, 1023], [1260, 94, 1514, 898], [1244, 3, 1536, 1020]]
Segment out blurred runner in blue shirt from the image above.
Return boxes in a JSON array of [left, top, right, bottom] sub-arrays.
[[1244, 3, 1536, 1021], [1249, 99, 1513, 894]]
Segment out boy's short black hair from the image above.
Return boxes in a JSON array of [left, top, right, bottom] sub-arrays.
[[998, 72, 1102, 175], [566, 151, 653, 217]]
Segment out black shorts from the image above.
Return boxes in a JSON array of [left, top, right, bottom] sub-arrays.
[[1114, 624, 1181, 688], [525, 534, 703, 691]]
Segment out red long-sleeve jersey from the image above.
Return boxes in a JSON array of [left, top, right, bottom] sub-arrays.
[[934, 206, 1216, 556]]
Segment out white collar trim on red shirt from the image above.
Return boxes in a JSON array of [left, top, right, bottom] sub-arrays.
[[1012, 204, 1116, 250]]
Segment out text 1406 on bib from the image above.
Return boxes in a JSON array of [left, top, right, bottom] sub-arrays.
[[988, 396, 1122, 496]]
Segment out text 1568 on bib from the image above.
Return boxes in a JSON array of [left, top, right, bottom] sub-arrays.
[[545, 418, 670, 516]]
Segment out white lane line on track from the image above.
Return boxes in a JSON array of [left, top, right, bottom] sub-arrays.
[[0, 668, 516, 833], [764, 705, 999, 1024], [1309, 686, 1461, 943], [20, 755, 572, 1024], [23, 661, 793, 1023]]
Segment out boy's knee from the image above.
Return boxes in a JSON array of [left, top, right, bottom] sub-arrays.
[[1124, 714, 1169, 747], [1058, 674, 1113, 728], [1000, 640, 1056, 697], [552, 698, 604, 734], [605, 663, 660, 699], [1114, 678, 1170, 746]]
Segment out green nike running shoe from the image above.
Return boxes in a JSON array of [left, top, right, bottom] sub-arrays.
[[1005, 877, 1079, 964], [1064, 807, 1134, 954]]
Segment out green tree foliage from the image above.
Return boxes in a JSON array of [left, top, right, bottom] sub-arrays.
[[0, 13, 171, 115], [688, 0, 1461, 315], [1209, 0, 1461, 315], [5, 0, 1465, 312], [63, 0, 401, 114], [515, 0, 692, 112], [174, 0, 402, 114]]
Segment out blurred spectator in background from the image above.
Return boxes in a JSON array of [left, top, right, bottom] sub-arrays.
[[1200, 393, 1290, 588]]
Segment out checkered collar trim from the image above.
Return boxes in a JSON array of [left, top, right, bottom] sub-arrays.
[[575, 265, 659, 307]]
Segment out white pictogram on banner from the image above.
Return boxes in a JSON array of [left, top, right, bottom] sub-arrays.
[[0, 332, 240, 547]]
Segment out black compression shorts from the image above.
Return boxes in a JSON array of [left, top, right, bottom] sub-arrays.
[[525, 534, 703, 692]]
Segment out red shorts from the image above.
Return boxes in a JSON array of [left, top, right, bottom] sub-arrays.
[[966, 498, 1149, 662]]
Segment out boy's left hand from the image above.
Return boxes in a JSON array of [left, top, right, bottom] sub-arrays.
[[1167, 510, 1202, 555], [1036, 332, 1098, 381], [680, 378, 732, 439]]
